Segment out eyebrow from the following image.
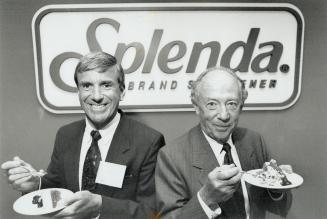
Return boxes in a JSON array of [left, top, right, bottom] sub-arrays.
[[79, 81, 92, 85], [100, 80, 114, 84], [205, 97, 239, 102]]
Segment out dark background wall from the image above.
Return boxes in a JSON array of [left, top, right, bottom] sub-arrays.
[[1, 0, 326, 218]]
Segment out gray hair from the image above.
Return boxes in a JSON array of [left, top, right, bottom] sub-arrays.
[[190, 66, 248, 108], [74, 51, 125, 91]]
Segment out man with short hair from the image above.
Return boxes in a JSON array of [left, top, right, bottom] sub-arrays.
[[155, 67, 292, 219], [2, 51, 165, 219]]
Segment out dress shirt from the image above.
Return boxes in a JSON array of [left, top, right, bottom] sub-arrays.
[[197, 131, 250, 219], [79, 113, 121, 190]]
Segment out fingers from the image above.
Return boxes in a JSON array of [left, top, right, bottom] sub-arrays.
[[63, 192, 83, 206], [11, 175, 33, 190], [54, 194, 87, 218], [8, 166, 30, 175], [54, 202, 80, 218], [1, 160, 24, 171], [55, 192, 101, 218], [212, 164, 240, 180], [1, 157, 34, 172], [8, 172, 31, 182], [224, 171, 242, 186], [56, 200, 86, 218], [208, 165, 242, 188], [2, 157, 38, 184], [54, 193, 83, 217]]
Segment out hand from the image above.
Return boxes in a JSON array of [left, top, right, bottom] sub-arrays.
[[199, 164, 242, 206], [54, 191, 102, 219], [1, 156, 40, 192]]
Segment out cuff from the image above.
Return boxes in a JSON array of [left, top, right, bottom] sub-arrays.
[[197, 192, 222, 219]]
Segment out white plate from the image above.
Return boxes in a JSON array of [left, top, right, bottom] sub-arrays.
[[243, 169, 304, 189], [13, 188, 73, 215]]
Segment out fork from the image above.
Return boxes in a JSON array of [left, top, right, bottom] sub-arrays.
[[269, 162, 292, 186]]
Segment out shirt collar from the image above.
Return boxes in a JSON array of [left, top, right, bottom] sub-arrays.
[[85, 112, 121, 140], [202, 130, 234, 153]]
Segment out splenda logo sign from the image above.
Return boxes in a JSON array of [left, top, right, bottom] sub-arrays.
[[32, 3, 304, 113]]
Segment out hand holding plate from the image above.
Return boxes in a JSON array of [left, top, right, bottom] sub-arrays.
[[53, 190, 102, 219]]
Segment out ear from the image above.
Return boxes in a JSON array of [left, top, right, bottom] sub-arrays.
[[193, 102, 200, 115], [120, 89, 126, 101]]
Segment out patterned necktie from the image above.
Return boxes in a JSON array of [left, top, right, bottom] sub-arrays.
[[82, 130, 102, 191], [220, 142, 246, 218]]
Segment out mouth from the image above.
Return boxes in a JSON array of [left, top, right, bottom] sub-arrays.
[[88, 103, 108, 111], [214, 124, 231, 131]]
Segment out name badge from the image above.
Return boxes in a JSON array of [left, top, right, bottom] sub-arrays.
[[95, 161, 127, 188]]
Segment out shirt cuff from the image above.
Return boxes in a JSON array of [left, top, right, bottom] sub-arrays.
[[197, 192, 222, 219]]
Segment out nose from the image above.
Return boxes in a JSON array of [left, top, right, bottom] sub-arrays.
[[91, 86, 103, 102], [217, 105, 230, 121]]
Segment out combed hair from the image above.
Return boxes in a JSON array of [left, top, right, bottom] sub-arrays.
[[190, 66, 248, 108], [74, 51, 125, 91]]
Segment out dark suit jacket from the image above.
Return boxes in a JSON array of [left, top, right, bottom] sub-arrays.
[[156, 125, 292, 219], [41, 112, 165, 219]]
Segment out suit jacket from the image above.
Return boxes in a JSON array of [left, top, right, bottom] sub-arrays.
[[155, 125, 292, 219], [42, 112, 165, 219]]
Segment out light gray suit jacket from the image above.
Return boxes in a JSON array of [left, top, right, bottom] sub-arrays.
[[155, 125, 292, 219]]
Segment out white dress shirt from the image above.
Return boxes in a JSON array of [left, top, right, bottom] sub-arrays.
[[78, 113, 121, 190], [197, 131, 250, 219]]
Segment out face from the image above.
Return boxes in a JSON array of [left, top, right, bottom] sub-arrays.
[[193, 71, 242, 143], [77, 68, 125, 129]]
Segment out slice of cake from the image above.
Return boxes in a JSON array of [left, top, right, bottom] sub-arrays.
[[255, 159, 292, 186], [50, 190, 62, 208]]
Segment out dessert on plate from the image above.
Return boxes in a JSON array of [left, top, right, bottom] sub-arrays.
[[31, 189, 62, 209], [253, 159, 292, 186]]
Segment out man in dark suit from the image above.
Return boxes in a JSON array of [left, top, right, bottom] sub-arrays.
[[2, 52, 165, 219], [155, 67, 292, 219]]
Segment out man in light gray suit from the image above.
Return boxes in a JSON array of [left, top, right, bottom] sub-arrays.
[[155, 67, 292, 219]]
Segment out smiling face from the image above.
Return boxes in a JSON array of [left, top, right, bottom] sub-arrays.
[[77, 67, 125, 129], [193, 70, 242, 143]]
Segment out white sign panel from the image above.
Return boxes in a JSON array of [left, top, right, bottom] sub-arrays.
[[32, 3, 304, 113]]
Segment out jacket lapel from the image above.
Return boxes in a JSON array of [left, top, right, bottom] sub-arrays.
[[64, 120, 85, 192], [191, 125, 219, 186], [105, 114, 131, 163], [232, 128, 255, 171]]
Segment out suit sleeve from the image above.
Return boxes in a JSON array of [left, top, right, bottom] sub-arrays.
[[99, 134, 165, 219], [41, 129, 65, 189], [156, 149, 208, 219]]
